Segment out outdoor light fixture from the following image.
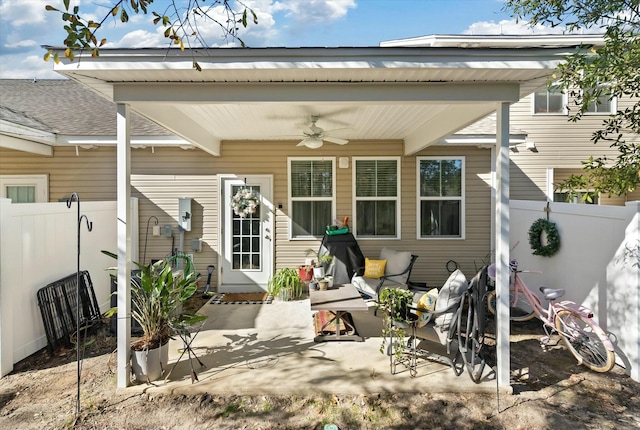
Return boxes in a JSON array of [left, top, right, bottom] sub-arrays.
[[303, 137, 323, 149]]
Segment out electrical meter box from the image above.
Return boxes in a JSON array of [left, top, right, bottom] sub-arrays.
[[178, 197, 192, 231]]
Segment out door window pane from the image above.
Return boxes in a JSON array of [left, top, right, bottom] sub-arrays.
[[231, 185, 261, 270]]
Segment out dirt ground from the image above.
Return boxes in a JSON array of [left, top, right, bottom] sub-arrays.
[[1, 296, 639, 430]]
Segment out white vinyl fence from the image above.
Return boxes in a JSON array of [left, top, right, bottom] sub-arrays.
[[510, 200, 640, 381], [1, 197, 638, 382], [0, 198, 138, 377]]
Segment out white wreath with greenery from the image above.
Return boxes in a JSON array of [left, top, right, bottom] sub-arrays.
[[231, 188, 259, 218]]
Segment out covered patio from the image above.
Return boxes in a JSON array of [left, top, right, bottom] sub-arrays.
[[136, 299, 500, 395], [47, 38, 577, 390]]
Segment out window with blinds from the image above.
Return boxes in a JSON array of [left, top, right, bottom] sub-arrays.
[[289, 158, 335, 238], [418, 157, 464, 238], [353, 157, 400, 238]]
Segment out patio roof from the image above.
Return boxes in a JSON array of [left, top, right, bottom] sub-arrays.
[[46, 42, 574, 156]]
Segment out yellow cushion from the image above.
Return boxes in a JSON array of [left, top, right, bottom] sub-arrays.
[[363, 258, 387, 279], [415, 288, 439, 328]]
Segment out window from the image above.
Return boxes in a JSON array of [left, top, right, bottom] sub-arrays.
[[533, 84, 566, 114], [585, 90, 615, 114], [417, 157, 464, 238], [554, 191, 599, 204], [353, 157, 400, 238], [289, 158, 335, 239], [0, 175, 48, 203]]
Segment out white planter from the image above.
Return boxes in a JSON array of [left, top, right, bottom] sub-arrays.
[[313, 267, 325, 279], [131, 341, 169, 382]]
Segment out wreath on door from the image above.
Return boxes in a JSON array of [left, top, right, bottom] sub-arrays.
[[230, 188, 259, 218], [528, 218, 560, 257]]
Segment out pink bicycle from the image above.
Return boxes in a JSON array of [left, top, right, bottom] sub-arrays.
[[486, 259, 615, 372]]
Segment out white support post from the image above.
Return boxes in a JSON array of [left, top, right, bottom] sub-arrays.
[[116, 104, 132, 388], [495, 102, 511, 389]]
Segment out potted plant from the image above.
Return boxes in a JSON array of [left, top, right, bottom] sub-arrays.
[[378, 288, 414, 360], [297, 264, 314, 282], [103, 251, 203, 382], [267, 267, 303, 301], [304, 249, 334, 279]]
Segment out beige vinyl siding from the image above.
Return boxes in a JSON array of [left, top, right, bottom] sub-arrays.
[[0, 146, 117, 202], [2, 141, 492, 287], [509, 93, 639, 205]]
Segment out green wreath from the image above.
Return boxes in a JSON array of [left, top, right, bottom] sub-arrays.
[[528, 218, 560, 257]]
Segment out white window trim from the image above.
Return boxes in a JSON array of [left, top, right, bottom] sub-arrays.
[[287, 157, 336, 240], [352, 156, 401, 240], [0, 174, 48, 203], [531, 85, 568, 115], [416, 156, 465, 240]]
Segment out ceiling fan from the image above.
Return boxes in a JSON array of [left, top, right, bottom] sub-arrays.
[[297, 115, 349, 149]]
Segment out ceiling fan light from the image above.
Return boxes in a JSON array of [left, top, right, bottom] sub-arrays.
[[304, 137, 323, 149]]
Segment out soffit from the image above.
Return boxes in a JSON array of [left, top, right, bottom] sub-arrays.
[[50, 46, 571, 155]]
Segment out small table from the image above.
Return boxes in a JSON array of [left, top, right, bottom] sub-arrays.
[[310, 283, 368, 342]]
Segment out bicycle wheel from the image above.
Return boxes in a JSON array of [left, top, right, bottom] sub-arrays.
[[555, 310, 615, 373], [487, 288, 538, 322]]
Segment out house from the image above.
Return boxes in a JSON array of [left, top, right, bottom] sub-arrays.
[[3, 34, 630, 387]]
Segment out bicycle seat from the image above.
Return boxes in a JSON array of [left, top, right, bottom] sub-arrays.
[[540, 286, 565, 300]]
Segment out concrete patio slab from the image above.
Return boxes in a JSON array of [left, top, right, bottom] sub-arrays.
[[126, 299, 499, 396]]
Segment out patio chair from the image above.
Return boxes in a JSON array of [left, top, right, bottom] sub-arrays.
[[351, 247, 418, 302], [390, 268, 469, 376], [457, 265, 490, 383]]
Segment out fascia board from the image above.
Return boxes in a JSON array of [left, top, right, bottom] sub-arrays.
[[0, 133, 53, 156]]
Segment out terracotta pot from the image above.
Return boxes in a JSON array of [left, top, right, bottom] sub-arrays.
[[298, 267, 313, 282], [318, 280, 328, 291]]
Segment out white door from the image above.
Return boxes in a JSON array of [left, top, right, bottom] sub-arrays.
[[220, 176, 273, 292]]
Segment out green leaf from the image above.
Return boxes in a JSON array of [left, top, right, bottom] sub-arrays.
[[53, 52, 59, 64], [120, 9, 129, 23], [44, 51, 51, 62], [63, 0, 70, 10], [45, 5, 58, 11], [111, 5, 119, 16]]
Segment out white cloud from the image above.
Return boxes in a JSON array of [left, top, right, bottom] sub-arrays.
[[463, 19, 567, 35], [276, 0, 356, 23], [104, 29, 167, 48], [0, 0, 55, 26], [0, 53, 60, 79]]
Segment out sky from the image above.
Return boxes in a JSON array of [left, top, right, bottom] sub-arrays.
[[0, 0, 568, 80]]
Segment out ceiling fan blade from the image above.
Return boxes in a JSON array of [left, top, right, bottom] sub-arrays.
[[324, 136, 349, 145], [296, 140, 307, 147]]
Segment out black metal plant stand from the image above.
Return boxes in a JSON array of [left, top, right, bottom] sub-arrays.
[[66, 193, 92, 416]]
